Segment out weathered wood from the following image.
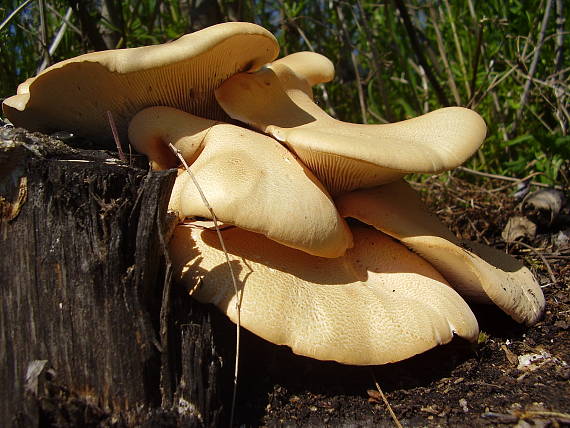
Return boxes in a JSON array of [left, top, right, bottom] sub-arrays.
[[0, 128, 224, 427]]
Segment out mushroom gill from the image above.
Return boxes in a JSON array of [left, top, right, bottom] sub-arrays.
[[215, 63, 487, 195], [2, 22, 279, 146]]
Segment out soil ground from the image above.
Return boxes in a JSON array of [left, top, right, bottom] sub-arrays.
[[229, 173, 570, 427]]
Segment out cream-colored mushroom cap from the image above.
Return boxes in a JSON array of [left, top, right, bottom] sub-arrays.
[[3, 22, 278, 145], [336, 180, 545, 325], [215, 65, 487, 195], [128, 106, 217, 170], [268, 52, 335, 98], [129, 106, 352, 257], [170, 222, 479, 365]]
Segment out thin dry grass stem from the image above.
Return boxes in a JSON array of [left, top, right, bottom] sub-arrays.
[[0, 0, 34, 33], [429, 5, 461, 105], [442, 0, 470, 99], [355, 0, 395, 122], [367, 108, 388, 124], [408, 60, 430, 113], [45, 2, 82, 35], [514, 0, 554, 132], [37, 0, 50, 73], [370, 373, 403, 428], [106, 111, 127, 162], [393, 0, 449, 106], [38, 7, 74, 73], [469, 23, 484, 103], [336, 3, 367, 124], [487, 172, 545, 193], [277, 0, 337, 118], [471, 64, 518, 110], [509, 240, 558, 286], [456, 166, 563, 190], [167, 143, 241, 428], [554, 0, 567, 134], [522, 410, 570, 421]]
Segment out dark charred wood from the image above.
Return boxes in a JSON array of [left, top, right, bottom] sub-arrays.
[[0, 127, 224, 427]]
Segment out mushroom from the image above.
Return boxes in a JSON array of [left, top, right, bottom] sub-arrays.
[[2, 22, 278, 146], [170, 221, 479, 365], [3, 21, 542, 365], [335, 180, 545, 325], [268, 51, 335, 98], [215, 63, 487, 195], [129, 106, 353, 258]]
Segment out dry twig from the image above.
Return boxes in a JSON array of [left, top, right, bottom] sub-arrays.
[[456, 166, 563, 190], [514, 0, 554, 132], [369, 373, 403, 428], [509, 240, 558, 286], [106, 111, 126, 162]]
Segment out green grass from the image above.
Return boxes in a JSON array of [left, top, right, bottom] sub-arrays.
[[1, 0, 568, 182]]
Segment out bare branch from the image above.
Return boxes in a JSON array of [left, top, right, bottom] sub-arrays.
[[37, 0, 51, 72], [0, 0, 34, 33], [429, 5, 461, 105], [392, 0, 449, 106], [277, 0, 338, 118], [336, 2, 368, 123], [514, 0, 554, 131], [38, 7, 74, 73], [355, 0, 395, 121], [442, 0, 471, 99]]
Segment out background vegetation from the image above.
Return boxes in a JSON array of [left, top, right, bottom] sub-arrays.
[[1, 0, 568, 184]]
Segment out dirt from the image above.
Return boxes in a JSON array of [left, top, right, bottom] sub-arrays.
[[228, 173, 570, 427]]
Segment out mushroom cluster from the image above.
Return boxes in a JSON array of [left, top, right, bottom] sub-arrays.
[[3, 23, 545, 365]]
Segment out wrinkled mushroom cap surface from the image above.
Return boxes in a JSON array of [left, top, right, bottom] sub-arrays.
[[215, 65, 487, 195], [170, 222, 479, 365], [169, 122, 353, 258], [3, 22, 278, 145], [130, 106, 352, 257], [336, 180, 545, 325]]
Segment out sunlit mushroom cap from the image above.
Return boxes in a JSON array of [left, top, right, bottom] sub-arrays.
[[215, 65, 487, 195], [170, 222, 479, 365], [3, 22, 278, 145], [336, 180, 545, 325], [129, 106, 352, 257], [269, 51, 335, 98], [128, 106, 217, 170]]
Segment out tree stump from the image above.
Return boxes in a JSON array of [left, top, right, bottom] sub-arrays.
[[0, 128, 225, 427]]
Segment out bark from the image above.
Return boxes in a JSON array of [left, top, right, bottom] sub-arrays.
[[0, 128, 224, 427]]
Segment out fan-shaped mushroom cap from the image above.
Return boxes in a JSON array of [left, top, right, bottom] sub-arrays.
[[170, 222, 479, 365], [215, 65, 487, 195], [128, 106, 217, 170], [269, 52, 335, 98], [3, 22, 278, 145], [336, 180, 545, 325], [129, 106, 352, 257]]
